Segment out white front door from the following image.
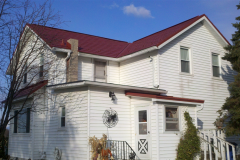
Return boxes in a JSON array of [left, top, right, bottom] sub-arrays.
[[135, 107, 151, 159]]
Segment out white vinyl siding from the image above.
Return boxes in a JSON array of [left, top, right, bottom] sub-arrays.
[[107, 61, 120, 84], [78, 57, 93, 81], [120, 51, 157, 88], [157, 22, 236, 159], [43, 87, 88, 160]]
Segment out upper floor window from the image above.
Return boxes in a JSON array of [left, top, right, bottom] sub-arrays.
[[165, 106, 179, 131], [23, 63, 27, 84], [39, 53, 44, 78], [180, 47, 190, 73], [14, 108, 30, 133], [212, 53, 220, 77], [94, 61, 106, 82]]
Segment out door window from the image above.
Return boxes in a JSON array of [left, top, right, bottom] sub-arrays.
[[139, 110, 147, 134]]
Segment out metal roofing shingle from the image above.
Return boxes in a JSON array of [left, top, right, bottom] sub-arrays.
[[27, 14, 229, 58]]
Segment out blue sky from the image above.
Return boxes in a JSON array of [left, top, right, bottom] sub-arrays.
[[48, 0, 239, 44]]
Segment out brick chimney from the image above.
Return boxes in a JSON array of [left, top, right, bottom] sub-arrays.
[[66, 39, 78, 82]]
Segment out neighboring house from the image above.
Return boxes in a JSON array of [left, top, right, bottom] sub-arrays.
[[6, 14, 240, 160]]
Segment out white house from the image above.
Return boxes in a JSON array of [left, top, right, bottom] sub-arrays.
[[7, 14, 240, 160]]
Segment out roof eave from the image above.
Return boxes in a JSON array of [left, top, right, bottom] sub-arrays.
[[47, 80, 168, 94]]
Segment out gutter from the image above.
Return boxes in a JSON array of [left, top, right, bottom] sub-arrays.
[[52, 46, 158, 62], [47, 80, 168, 94]]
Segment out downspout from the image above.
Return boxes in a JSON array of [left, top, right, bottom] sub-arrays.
[[87, 88, 90, 160], [197, 104, 204, 112], [65, 51, 72, 61], [149, 56, 159, 88], [157, 53, 160, 89], [196, 103, 204, 128], [31, 110, 35, 159], [156, 103, 160, 160]]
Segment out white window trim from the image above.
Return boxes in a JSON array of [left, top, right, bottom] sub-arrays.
[[58, 106, 67, 131], [210, 49, 222, 80], [178, 43, 193, 75], [163, 105, 181, 133]]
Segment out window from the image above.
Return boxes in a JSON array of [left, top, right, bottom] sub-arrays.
[[14, 108, 30, 133], [180, 47, 190, 73], [212, 53, 220, 77], [165, 107, 179, 131], [61, 107, 65, 127], [94, 61, 106, 81], [23, 64, 27, 84], [138, 110, 147, 135], [39, 65, 43, 77], [39, 53, 44, 78]]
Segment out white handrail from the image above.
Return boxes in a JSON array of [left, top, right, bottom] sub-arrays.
[[199, 129, 236, 160]]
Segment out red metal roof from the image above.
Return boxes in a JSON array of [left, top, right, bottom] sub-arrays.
[[125, 92, 204, 103], [2, 80, 48, 103], [27, 14, 229, 58]]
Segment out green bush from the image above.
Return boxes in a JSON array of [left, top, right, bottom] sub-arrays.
[[176, 112, 201, 160]]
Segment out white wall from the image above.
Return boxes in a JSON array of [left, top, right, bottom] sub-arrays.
[[43, 87, 88, 160], [158, 22, 235, 129], [107, 61, 120, 84], [8, 101, 33, 159], [78, 57, 93, 81], [120, 51, 157, 88]]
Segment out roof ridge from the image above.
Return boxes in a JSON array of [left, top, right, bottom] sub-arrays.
[[27, 24, 129, 43], [132, 15, 201, 43]]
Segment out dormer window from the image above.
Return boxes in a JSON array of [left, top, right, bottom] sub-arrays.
[[94, 61, 106, 82]]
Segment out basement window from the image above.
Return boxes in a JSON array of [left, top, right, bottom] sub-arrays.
[[165, 106, 179, 131]]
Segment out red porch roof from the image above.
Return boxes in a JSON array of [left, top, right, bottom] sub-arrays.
[[2, 80, 48, 103], [125, 92, 204, 104]]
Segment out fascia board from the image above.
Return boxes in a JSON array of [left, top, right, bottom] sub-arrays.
[[157, 17, 205, 50], [48, 81, 167, 94], [6, 26, 52, 75], [203, 17, 229, 46], [152, 98, 203, 105], [78, 46, 158, 62]]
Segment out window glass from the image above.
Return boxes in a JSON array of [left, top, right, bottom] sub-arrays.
[[95, 61, 106, 79], [180, 48, 190, 73], [18, 109, 27, 133], [139, 123, 147, 134], [39, 65, 43, 77], [139, 110, 147, 122], [180, 48, 189, 61], [61, 107, 65, 127], [165, 107, 179, 131], [138, 110, 147, 135], [212, 54, 219, 66], [40, 53, 44, 65], [14, 108, 30, 133], [212, 54, 220, 77]]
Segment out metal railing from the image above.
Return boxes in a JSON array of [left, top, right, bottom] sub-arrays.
[[199, 129, 236, 160], [106, 140, 139, 160]]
